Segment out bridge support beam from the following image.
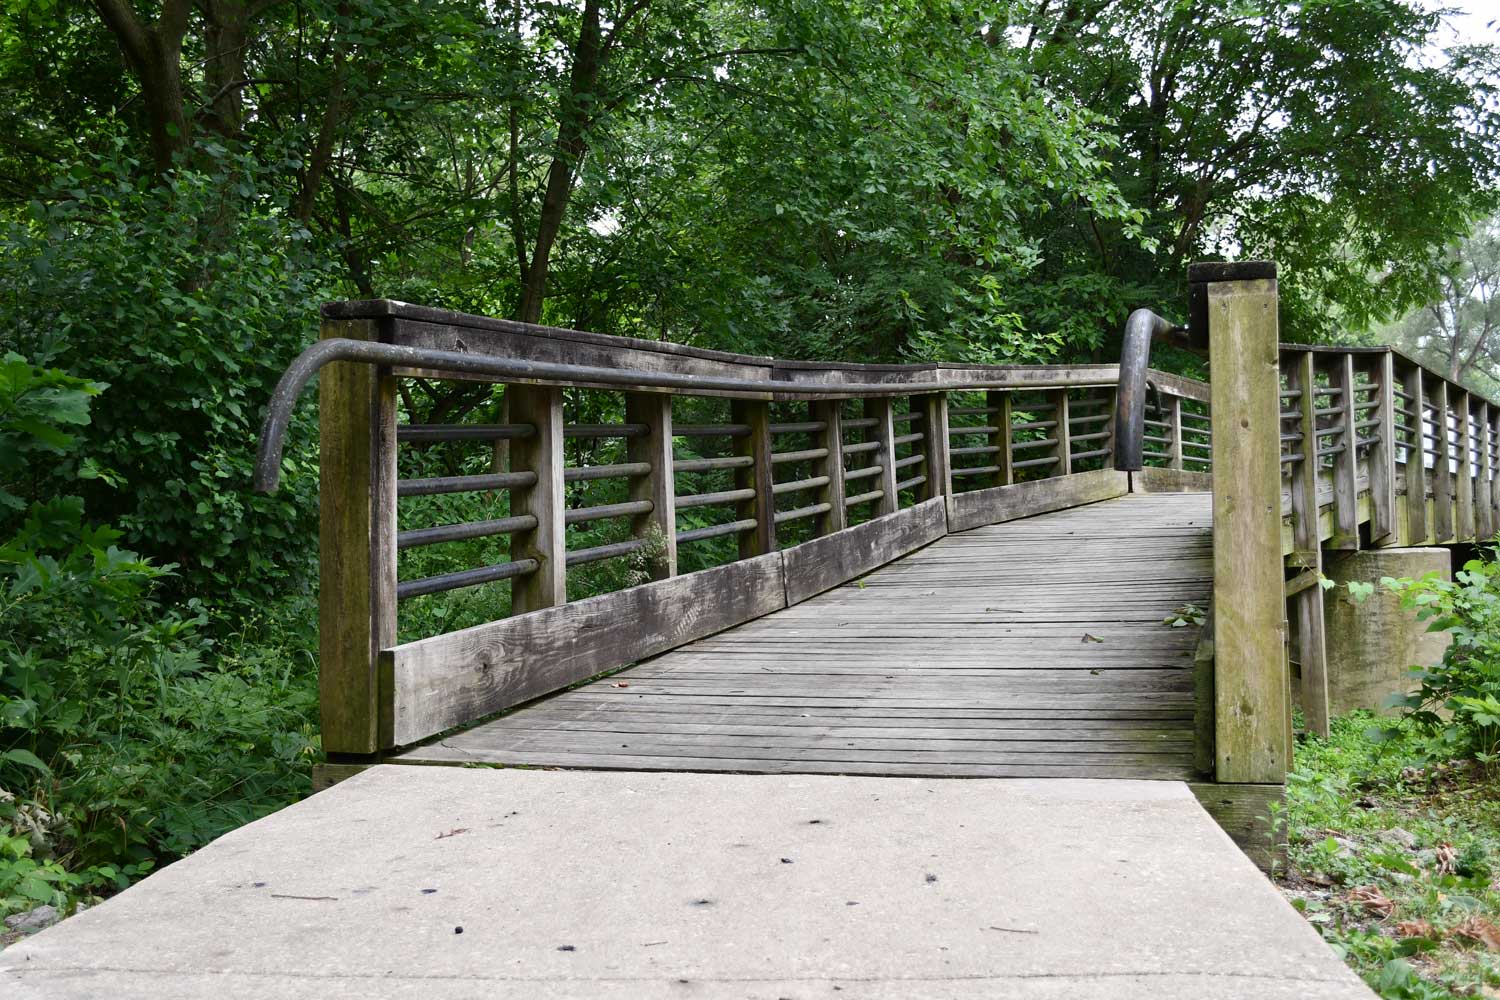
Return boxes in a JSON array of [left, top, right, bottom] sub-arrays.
[[1194, 261, 1291, 787]]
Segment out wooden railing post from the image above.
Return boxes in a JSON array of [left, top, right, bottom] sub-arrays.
[[917, 392, 952, 501], [1288, 350, 1329, 738], [1431, 378, 1455, 543], [1193, 261, 1290, 785], [987, 389, 1012, 487], [732, 398, 776, 555], [1052, 388, 1072, 475], [509, 384, 567, 612], [625, 392, 677, 579], [1457, 392, 1476, 541], [867, 397, 899, 515], [318, 316, 397, 756], [1403, 365, 1429, 544], [1366, 352, 1397, 545], [1327, 354, 1360, 549], [809, 399, 847, 536], [1168, 394, 1185, 470], [1483, 404, 1496, 541]]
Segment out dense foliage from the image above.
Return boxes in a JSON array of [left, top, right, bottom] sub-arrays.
[[1, 0, 1498, 922]]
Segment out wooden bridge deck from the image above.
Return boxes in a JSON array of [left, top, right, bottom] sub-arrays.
[[398, 492, 1213, 779]]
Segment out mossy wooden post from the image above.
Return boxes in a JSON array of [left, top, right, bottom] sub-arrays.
[[1327, 353, 1360, 550], [509, 385, 566, 612], [1456, 391, 1475, 541], [319, 317, 397, 757], [626, 392, 677, 579], [1403, 366, 1428, 544], [733, 399, 776, 555], [809, 399, 847, 536], [1366, 352, 1398, 545], [865, 397, 899, 515], [987, 390, 1012, 487], [1288, 350, 1329, 739], [1194, 261, 1290, 785], [916, 393, 950, 504], [1431, 378, 1455, 543]]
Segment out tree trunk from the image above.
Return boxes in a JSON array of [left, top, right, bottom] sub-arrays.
[[516, 0, 603, 325], [91, 0, 193, 174]]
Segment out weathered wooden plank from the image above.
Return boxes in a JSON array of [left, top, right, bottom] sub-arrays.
[[946, 468, 1129, 532], [1168, 395, 1185, 470], [918, 392, 952, 501], [1403, 364, 1429, 544], [1131, 467, 1212, 493], [1477, 402, 1493, 541], [625, 392, 677, 579], [989, 390, 1013, 487], [1327, 353, 1360, 549], [318, 317, 397, 756], [381, 553, 787, 747], [866, 397, 899, 516], [1457, 391, 1476, 541], [781, 498, 948, 605], [1205, 274, 1289, 785], [311, 761, 374, 793], [1287, 351, 1329, 739], [1053, 388, 1072, 474]]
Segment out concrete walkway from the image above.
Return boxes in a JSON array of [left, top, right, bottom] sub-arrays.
[[0, 766, 1373, 999]]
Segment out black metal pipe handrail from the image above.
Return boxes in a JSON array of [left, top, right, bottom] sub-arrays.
[[251, 338, 1121, 493], [1112, 308, 1200, 471]]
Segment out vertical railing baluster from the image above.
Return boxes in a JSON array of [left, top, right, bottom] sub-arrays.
[[917, 392, 951, 501], [1431, 378, 1455, 543], [732, 398, 776, 556], [625, 392, 677, 579], [1289, 350, 1329, 738], [1328, 354, 1360, 549], [1457, 392, 1476, 541], [319, 316, 397, 756], [810, 399, 847, 535], [1051, 388, 1071, 477], [1366, 352, 1397, 545], [510, 384, 566, 612], [1403, 365, 1428, 544], [1168, 394, 1185, 471], [988, 389, 1012, 487], [867, 396, 898, 515], [1477, 401, 1493, 541]]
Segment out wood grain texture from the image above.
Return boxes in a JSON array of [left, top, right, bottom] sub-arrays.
[[1207, 277, 1289, 785], [625, 392, 677, 579], [1327, 353, 1360, 550], [1432, 378, 1456, 543], [946, 467, 1129, 532], [382, 553, 788, 746], [1188, 782, 1286, 873], [918, 392, 952, 501], [1288, 351, 1329, 739], [508, 384, 566, 611], [781, 497, 947, 605], [318, 317, 396, 755], [1403, 365, 1429, 544], [989, 390, 1013, 487], [397, 492, 1213, 780], [866, 396, 899, 516], [733, 399, 776, 556], [809, 399, 847, 536], [1366, 352, 1397, 544], [1132, 467, 1213, 494]]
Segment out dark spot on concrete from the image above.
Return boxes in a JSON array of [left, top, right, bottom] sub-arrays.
[[780, 858, 794, 864], [808, 819, 823, 825], [691, 898, 714, 907], [421, 888, 438, 895], [454, 926, 464, 935], [252, 882, 267, 888], [557, 945, 576, 952], [925, 874, 938, 884], [845, 901, 859, 906]]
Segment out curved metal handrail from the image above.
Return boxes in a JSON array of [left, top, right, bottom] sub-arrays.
[[1112, 308, 1199, 471], [251, 339, 1118, 494]]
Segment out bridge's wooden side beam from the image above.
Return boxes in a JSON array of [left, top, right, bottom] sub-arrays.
[[1196, 262, 1290, 786]]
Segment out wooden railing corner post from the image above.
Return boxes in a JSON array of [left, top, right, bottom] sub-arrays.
[[509, 383, 567, 612], [626, 391, 678, 579], [1191, 260, 1289, 785], [318, 316, 397, 756]]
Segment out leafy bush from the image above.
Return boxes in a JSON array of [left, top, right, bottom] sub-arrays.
[[1383, 551, 1500, 762], [0, 354, 317, 920], [0, 137, 331, 610]]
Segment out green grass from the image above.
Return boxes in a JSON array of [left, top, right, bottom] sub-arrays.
[[1282, 713, 1500, 998]]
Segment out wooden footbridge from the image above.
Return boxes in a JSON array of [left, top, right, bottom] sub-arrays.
[[251, 261, 1498, 867]]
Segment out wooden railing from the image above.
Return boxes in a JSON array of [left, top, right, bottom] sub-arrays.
[[256, 302, 1217, 757]]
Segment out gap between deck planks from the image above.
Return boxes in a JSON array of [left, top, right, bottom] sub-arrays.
[[395, 492, 1214, 779]]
